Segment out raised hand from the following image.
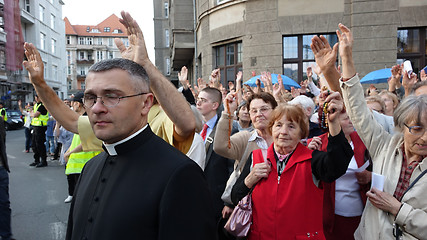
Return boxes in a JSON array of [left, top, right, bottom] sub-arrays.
[[307, 136, 322, 150], [115, 11, 149, 66], [228, 81, 235, 91], [307, 66, 313, 80], [223, 92, 238, 113], [402, 70, 418, 96], [178, 66, 188, 89], [336, 23, 356, 79], [23, 43, 45, 85], [324, 91, 344, 123], [236, 71, 243, 83], [210, 69, 221, 88], [311, 35, 338, 75]]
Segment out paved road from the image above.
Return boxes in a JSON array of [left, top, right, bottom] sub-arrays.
[[6, 128, 69, 240]]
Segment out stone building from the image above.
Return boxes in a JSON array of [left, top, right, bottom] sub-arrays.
[[64, 14, 128, 93], [0, 0, 67, 108], [155, 0, 427, 87]]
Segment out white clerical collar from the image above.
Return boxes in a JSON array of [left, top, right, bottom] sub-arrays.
[[103, 124, 148, 156]]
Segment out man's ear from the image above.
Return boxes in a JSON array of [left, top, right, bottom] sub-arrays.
[[212, 102, 220, 111], [141, 93, 154, 116]]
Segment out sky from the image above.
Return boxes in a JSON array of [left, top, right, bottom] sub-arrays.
[[62, 0, 155, 61]]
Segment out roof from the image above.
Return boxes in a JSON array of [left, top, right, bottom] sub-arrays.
[[64, 14, 127, 37]]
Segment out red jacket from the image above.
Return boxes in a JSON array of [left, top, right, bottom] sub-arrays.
[[309, 132, 370, 235], [249, 143, 325, 240]]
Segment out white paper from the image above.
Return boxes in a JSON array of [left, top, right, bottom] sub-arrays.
[[353, 161, 370, 173], [371, 173, 385, 191]]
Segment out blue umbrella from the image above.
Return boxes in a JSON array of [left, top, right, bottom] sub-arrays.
[[360, 68, 392, 84], [244, 74, 300, 90]]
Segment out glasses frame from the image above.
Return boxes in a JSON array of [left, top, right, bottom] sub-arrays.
[[404, 123, 426, 136], [249, 106, 272, 115], [83, 92, 149, 108]]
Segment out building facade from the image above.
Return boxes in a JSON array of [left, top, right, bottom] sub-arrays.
[[64, 14, 128, 93], [20, 0, 67, 103], [157, 0, 427, 88], [0, 0, 66, 108]]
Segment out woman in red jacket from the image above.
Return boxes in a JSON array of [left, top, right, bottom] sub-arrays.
[[231, 99, 353, 240]]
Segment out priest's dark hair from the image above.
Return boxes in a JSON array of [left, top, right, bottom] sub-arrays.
[[88, 58, 149, 93]]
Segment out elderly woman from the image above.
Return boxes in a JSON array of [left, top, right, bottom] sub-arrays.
[[231, 102, 353, 239], [312, 23, 427, 239]]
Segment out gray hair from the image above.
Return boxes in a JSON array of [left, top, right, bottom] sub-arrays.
[[88, 58, 150, 93], [288, 95, 315, 117], [394, 94, 427, 132]]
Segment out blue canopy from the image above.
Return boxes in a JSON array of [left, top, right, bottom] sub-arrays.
[[244, 74, 300, 90], [360, 68, 392, 84]]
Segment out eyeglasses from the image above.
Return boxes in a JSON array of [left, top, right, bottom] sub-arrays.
[[83, 92, 148, 108], [404, 123, 426, 136], [249, 106, 272, 115]]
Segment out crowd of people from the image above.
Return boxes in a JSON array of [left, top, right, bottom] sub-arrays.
[[0, 10, 426, 240]]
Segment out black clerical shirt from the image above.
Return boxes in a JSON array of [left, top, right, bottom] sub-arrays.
[[66, 126, 216, 240]]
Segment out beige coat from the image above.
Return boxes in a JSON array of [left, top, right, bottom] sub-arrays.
[[213, 112, 261, 171], [341, 75, 427, 240]]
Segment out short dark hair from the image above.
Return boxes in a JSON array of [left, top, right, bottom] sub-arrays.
[[88, 58, 150, 93], [200, 87, 222, 104], [247, 92, 278, 111]]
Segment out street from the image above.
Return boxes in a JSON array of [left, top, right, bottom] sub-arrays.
[[6, 128, 69, 240]]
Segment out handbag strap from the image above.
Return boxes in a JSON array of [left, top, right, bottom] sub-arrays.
[[395, 167, 427, 239]]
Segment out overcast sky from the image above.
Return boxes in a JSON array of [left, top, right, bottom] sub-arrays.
[[62, 0, 155, 61]]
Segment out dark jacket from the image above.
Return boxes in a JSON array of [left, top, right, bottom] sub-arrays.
[[66, 126, 216, 240]]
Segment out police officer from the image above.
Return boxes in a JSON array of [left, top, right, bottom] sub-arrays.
[[30, 95, 49, 168], [0, 102, 6, 143]]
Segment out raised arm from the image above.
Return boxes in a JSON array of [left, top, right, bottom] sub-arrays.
[[115, 11, 195, 138], [310, 35, 342, 94], [22, 43, 80, 133]]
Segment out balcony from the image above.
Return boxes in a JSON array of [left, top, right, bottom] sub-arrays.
[[21, 9, 35, 24], [171, 30, 194, 70], [76, 59, 94, 64]]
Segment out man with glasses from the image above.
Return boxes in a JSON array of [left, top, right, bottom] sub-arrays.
[[23, 12, 215, 240]]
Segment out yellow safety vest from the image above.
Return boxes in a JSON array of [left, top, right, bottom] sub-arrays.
[[65, 134, 101, 175], [1, 108, 7, 121], [31, 102, 49, 126]]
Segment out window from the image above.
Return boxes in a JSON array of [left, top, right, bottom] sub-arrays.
[[86, 37, 93, 45], [164, 2, 169, 18], [25, 0, 30, 12], [283, 33, 338, 82], [88, 53, 93, 60], [51, 38, 56, 54], [97, 51, 103, 61], [79, 52, 85, 60], [165, 58, 170, 75], [68, 80, 72, 90], [104, 27, 110, 32], [67, 51, 71, 61], [217, 0, 230, 4], [43, 61, 48, 78], [80, 81, 85, 89], [397, 28, 427, 74], [108, 38, 113, 46], [66, 36, 71, 44], [50, 14, 55, 29], [40, 32, 46, 50], [165, 29, 170, 47], [39, 5, 45, 21], [108, 51, 114, 59], [91, 29, 100, 33], [215, 42, 242, 87], [53, 65, 58, 79], [79, 37, 85, 45], [97, 38, 103, 45], [67, 65, 71, 75], [79, 67, 86, 76], [113, 29, 123, 34]]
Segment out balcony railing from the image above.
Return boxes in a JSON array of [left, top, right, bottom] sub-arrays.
[[76, 59, 94, 64]]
